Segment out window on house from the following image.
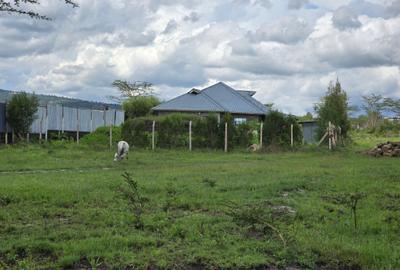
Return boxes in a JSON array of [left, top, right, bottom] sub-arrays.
[[234, 118, 247, 125]]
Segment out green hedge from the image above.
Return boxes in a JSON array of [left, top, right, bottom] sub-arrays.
[[263, 110, 302, 146], [80, 126, 122, 147], [121, 113, 256, 150]]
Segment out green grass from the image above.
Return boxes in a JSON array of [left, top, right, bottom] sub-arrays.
[[0, 138, 399, 269]]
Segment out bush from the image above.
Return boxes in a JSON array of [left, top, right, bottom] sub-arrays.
[[80, 126, 122, 147], [192, 114, 220, 148], [378, 119, 400, 136], [123, 96, 160, 119], [121, 113, 257, 150], [6, 92, 39, 138], [121, 117, 154, 148], [157, 113, 195, 148], [263, 111, 302, 146]]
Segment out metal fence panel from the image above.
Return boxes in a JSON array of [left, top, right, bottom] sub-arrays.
[[30, 106, 47, 134], [47, 104, 62, 131], [105, 110, 114, 126], [63, 107, 78, 132], [92, 110, 105, 131], [0, 103, 5, 132], [78, 108, 92, 132], [1, 102, 124, 134], [115, 110, 124, 126]]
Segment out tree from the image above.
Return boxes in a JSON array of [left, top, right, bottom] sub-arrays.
[[123, 96, 160, 119], [110, 80, 154, 102], [6, 92, 39, 138], [383, 98, 400, 117], [0, 0, 78, 20], [298, 112, 313, 121], [362, 94, 384, 129], [315, 79, 351, 138]]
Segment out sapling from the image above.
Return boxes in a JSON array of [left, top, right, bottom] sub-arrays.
[[120, 172, 145, 229]]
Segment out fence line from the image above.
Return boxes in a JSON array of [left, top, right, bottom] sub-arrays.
[[0, 103, 124, 144]]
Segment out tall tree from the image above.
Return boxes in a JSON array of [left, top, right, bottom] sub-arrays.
[[0, 0, 78, 20], [383, 98, 400, 117], [6, 92, 39, 139], [314, 79, 351, 138], [110, 80, 154, 103], [362, 94, 384, 129]]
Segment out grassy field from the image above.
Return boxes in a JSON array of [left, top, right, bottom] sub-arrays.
[[0, 136, 400, 269]]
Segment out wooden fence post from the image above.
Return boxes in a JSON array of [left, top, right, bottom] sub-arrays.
[[76, 109, 80, 144], [45, 105, 48, 142], [12, 130, 15, 144], [260, 122, 263, 148], [152, 120, 155, 151], [39, 115, 43, 142], [90, 110, 93, 133], [61, 105, 65, 134], [224, 122, 228, 153], [5, 127, 8, 145], [109, 125, 112, 150], [328, 121, 332, 150], [26, 133, 29, 143], [189, 120, 192, 151], [290, 124, 294, 147], [300, 124, 304, 145]]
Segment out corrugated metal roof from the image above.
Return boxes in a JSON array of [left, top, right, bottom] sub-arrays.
[[0, 89, 122, 110], [153, 82, 267, 115]]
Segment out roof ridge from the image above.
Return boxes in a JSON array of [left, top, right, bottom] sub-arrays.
[[218, 83, 266, 114], [200, 90, 227, 112]]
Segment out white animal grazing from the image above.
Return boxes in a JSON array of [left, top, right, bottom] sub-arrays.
[[114, 141, 129, 161]]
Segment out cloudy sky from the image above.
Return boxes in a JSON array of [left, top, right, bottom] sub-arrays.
[[1, 0, 399, 115]]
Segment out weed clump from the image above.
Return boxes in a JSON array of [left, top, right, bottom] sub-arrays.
[[120, 172, 146, 229]]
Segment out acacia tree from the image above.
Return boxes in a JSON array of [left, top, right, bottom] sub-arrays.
[[384, 98, 400, 117], [110, 80, 154, 103], [6, 92, 39, 139], [362, 94, 385, 129], [315, 79, 351, 138], [0, 0, 78, 20]]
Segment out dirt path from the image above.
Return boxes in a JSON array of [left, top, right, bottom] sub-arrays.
[[0, 167, 113, 175]]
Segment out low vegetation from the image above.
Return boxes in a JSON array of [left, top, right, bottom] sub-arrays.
[[0, 134, 399, 269]]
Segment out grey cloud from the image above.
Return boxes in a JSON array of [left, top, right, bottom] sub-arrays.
[[288, 0, 309, 10], [183, 12, 200, 23], [248, 17, 312, 44], [332, 6, 362, 30], [162, 20, 178, 34], [232, 0, 272, 9], [334, 0, 400, 23]]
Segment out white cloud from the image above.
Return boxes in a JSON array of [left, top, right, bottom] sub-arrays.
[[0, 0, 399, 115]]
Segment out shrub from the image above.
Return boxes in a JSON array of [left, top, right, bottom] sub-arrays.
[[121, 117, 154, 148], [192, 114, 220, 148], [80, 126, 122, 147], [123, 96, 160, 119], [263, 111, 302, 147], [122, 113, 260, 150], [157, 113, 195, 148], [6, 92, 39, 139], [378, 119, 400, 136]]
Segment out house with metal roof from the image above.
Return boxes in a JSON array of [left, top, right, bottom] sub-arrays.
[[0, 89, 124, 139], [152, 82, 267, 123]]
